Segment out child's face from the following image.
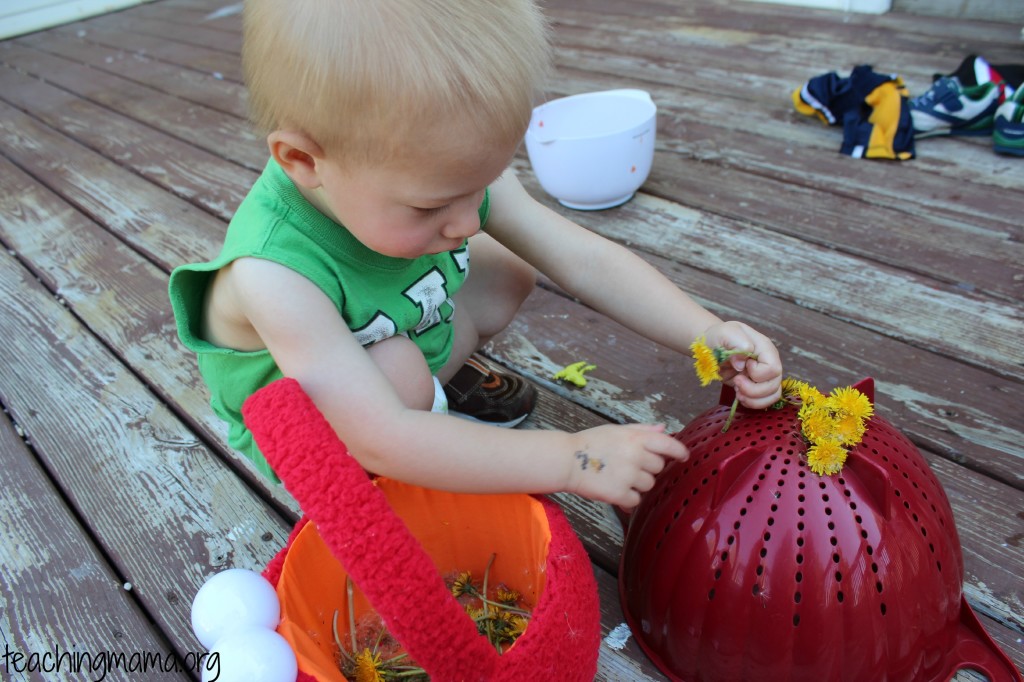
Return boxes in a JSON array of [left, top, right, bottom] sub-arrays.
[[311, 136, 519, 259]]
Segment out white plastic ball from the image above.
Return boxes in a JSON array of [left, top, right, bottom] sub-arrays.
[[191, 568, 281, 649], [201, 627, 297, 682]]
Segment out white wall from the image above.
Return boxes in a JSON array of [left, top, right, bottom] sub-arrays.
[[1, 0, 151, 40]]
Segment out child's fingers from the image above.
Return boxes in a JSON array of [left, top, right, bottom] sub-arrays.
[[733, 373, 783, 409], [643, 430, 689, 462]]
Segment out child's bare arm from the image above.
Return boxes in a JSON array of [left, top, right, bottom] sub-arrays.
[[486, 171, 782, 407], [227, 256, 687, 508]]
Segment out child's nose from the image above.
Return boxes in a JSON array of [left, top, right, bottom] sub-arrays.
[[441, 207, 480, 239]]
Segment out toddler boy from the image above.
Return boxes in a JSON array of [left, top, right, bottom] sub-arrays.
[[169, 0, 783, 507]]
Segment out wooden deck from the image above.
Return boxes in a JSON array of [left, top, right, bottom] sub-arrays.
[[1, 0, 1021, 679]]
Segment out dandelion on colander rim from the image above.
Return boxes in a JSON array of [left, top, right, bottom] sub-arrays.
[[780, 379, 874, 476]]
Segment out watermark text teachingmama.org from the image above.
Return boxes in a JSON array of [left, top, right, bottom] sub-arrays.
[[3, 643, 219, 681]]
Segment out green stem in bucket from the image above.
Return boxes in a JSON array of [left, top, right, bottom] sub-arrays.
[[332, 610, 347, 662], [471, 597, 532, 616], [482, 553, 496, 648], [347, 576, 358, 655]]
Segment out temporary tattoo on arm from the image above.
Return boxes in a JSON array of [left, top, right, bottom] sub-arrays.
[[574, 450, 606, 472]]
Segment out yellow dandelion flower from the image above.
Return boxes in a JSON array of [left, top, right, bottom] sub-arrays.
[[781, 378, 809, 400], [690, 336, 722, 386], [832, 412, 867, 446], [830, 386, 874, 422], [450, 571, 475, 597], [801, 408, 837, 444], [807, 440, 848, 476], [353, 649, 384, 682], [509, 614, 529, 638], [496, 586, 521, 604], [797, 382, 826, 407]]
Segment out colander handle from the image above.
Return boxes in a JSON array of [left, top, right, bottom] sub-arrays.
[[243, 378, 501, 679], [944, 597, 1023, 681]]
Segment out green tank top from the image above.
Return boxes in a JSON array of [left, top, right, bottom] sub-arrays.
[[168, 159, 489, 480]]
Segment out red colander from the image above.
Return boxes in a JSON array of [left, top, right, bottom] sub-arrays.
[[620, 378, 1021, 682]]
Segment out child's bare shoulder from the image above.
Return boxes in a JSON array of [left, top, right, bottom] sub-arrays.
[[202, 257, 308, 351]]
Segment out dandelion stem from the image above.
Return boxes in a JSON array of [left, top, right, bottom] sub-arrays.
[[331, 610, 349, 663], [483, 553, 496, 648], [714, 348, 759, 363], [473, 596, 532, 616], [722, 396, 739, 432], [347, 576, 358, 655]]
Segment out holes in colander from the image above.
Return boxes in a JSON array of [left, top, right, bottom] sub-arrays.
[[793, 614, 801, 627], [708, 588, 715, 601], [880, 603, 887, 616], [837, 591, 845, 603]]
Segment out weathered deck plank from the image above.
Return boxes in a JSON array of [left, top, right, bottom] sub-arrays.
[[0, 239, 292, 654], [0, 406, 192, 681], [0, 42, 265, 171]]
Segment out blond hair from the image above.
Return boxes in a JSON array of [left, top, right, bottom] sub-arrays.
[[243, 0, 551, 163]]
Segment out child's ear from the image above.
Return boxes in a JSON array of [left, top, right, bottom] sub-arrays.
[[267, 130, 326, 189]]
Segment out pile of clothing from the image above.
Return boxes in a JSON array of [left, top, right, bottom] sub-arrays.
[[792, 55, 1024, 160]]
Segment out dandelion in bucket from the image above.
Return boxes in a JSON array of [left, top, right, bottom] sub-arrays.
[[334, 553, 533, 680], [689, 336, 759, 432]]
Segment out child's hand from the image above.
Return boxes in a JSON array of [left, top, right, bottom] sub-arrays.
[[702, 321, 783, 409], [565, 424, 689, 509]]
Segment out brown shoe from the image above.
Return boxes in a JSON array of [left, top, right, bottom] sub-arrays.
[[443, 355, 537, 427]]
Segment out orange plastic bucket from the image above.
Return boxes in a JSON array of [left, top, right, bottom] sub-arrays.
[[243, 378, 601, 681], [275, 482, 551, 681]]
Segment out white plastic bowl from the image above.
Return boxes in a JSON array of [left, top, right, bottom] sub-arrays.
[[525, 89, 656, 210]]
